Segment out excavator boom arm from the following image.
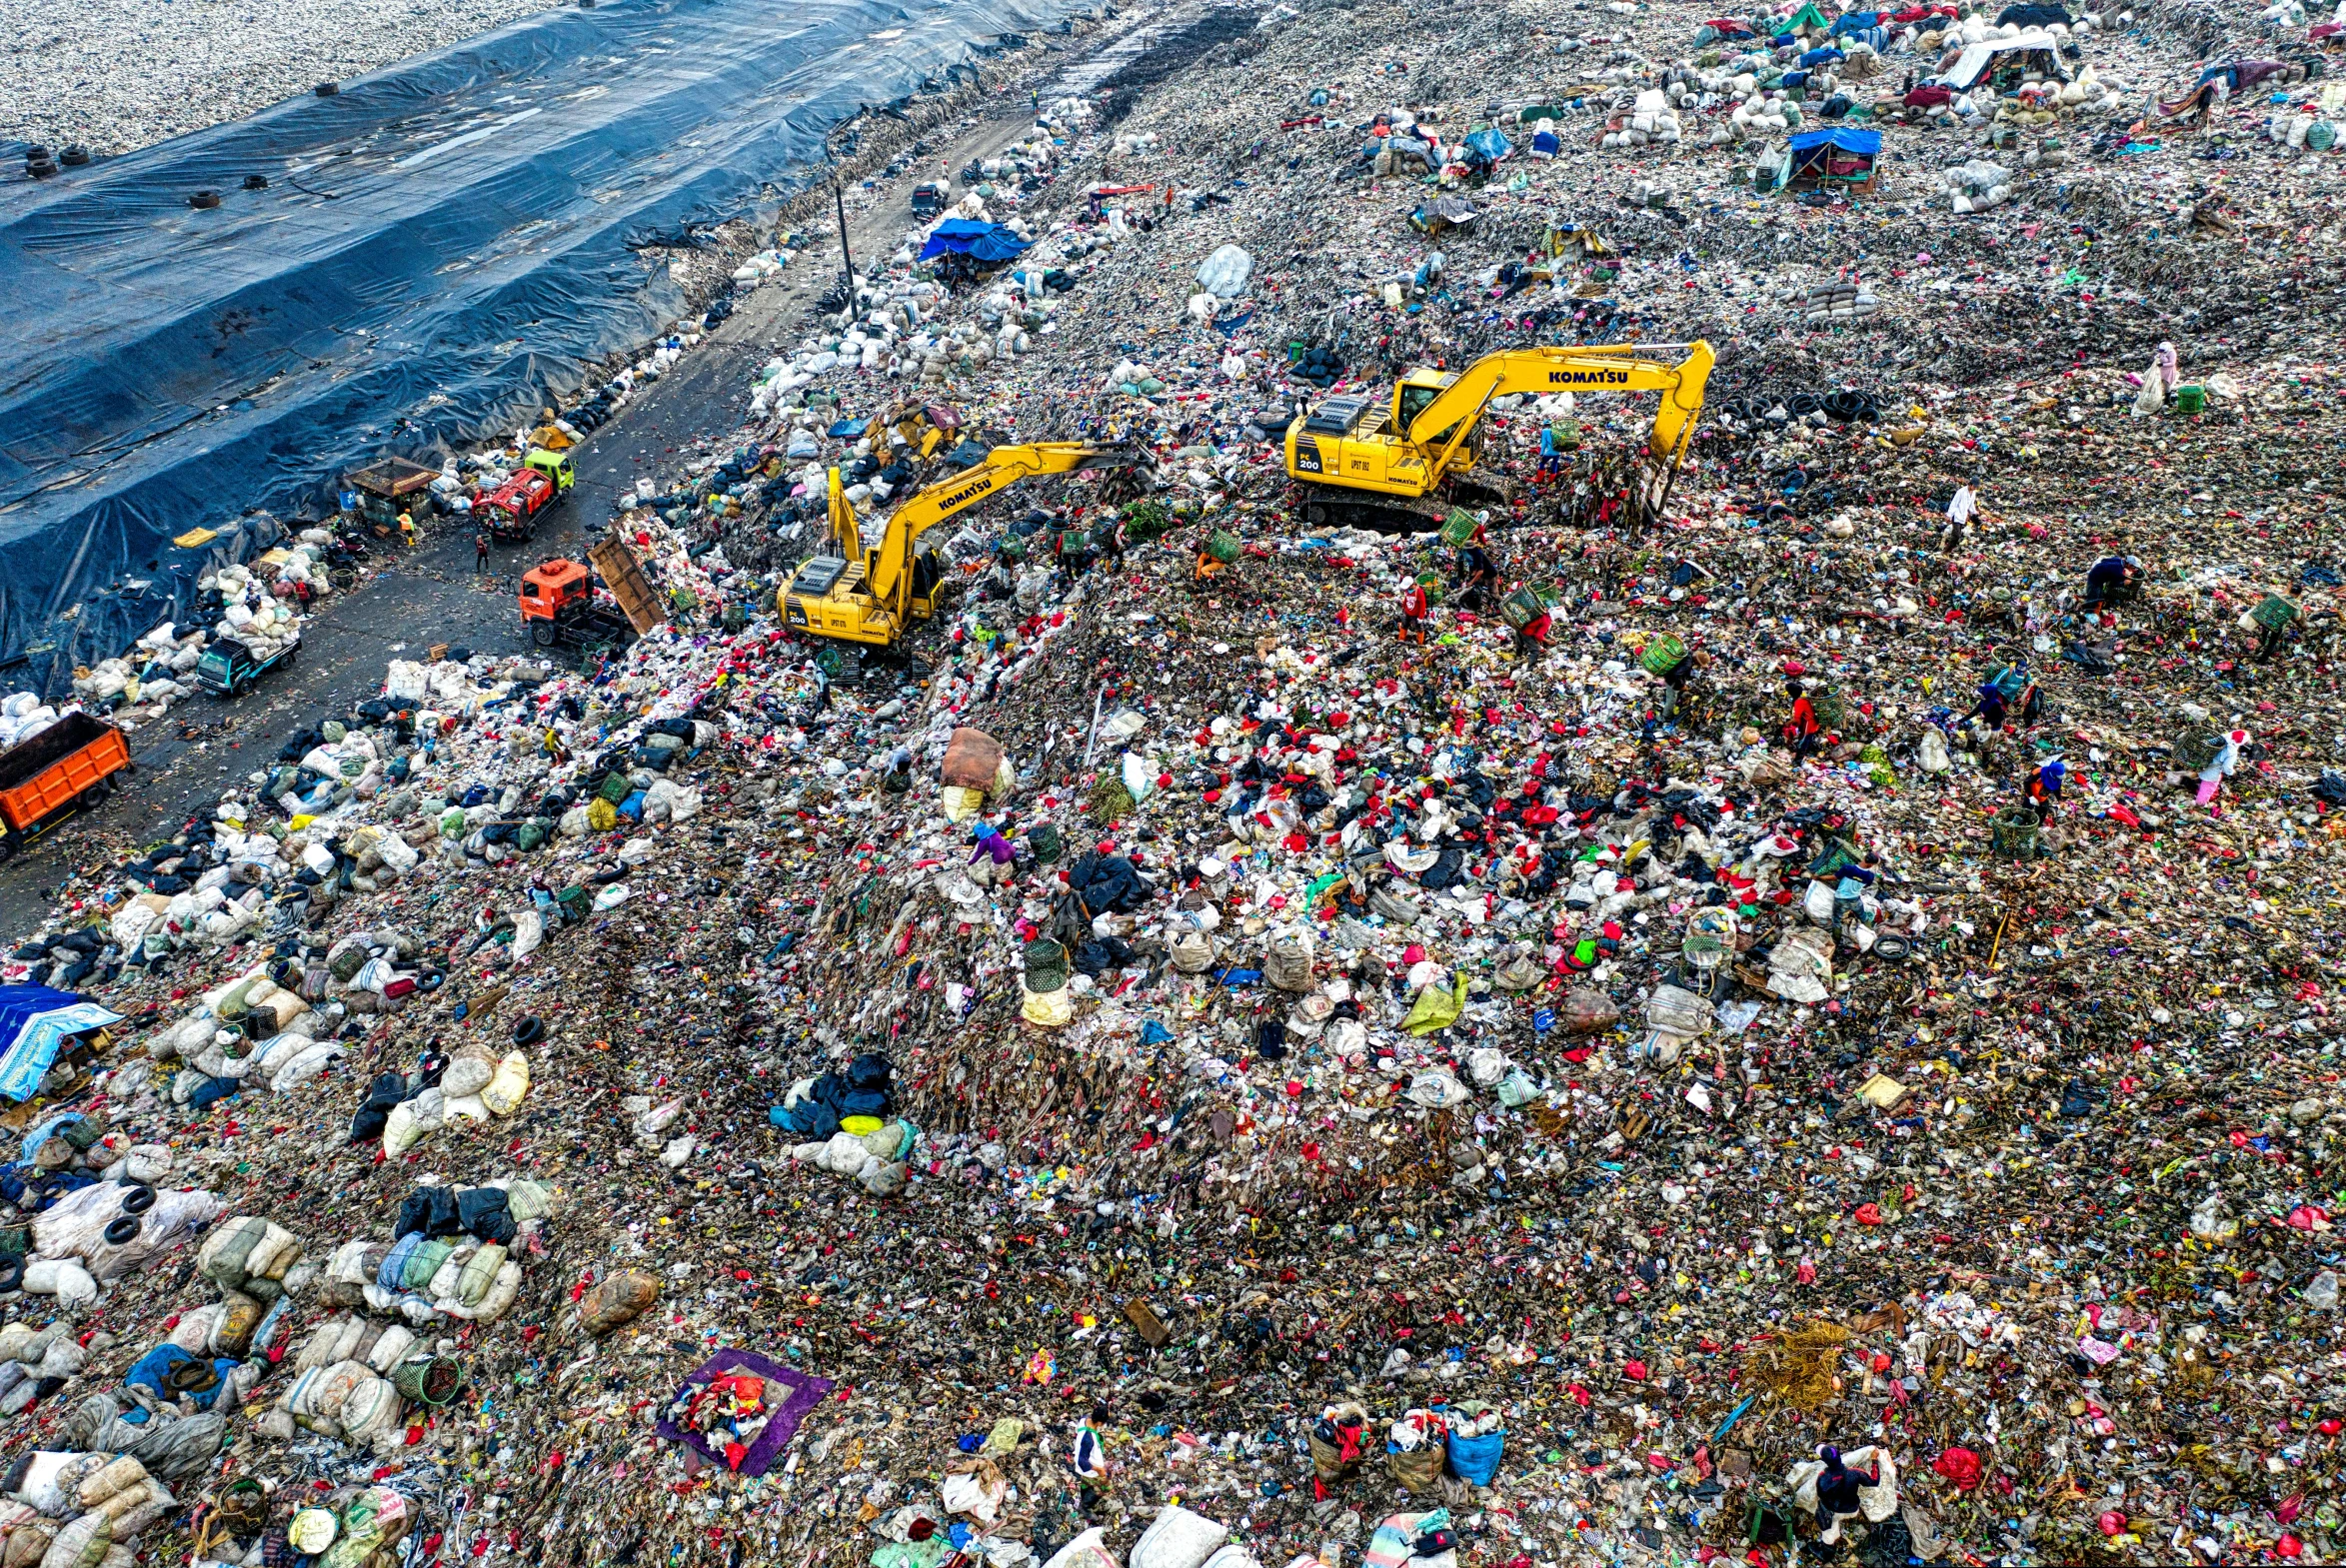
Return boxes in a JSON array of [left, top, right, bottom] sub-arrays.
[[863, 442, 1146, 611], [1400, 342, 1714, 467]]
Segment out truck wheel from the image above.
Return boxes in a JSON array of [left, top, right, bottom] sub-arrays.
[[530, 622, 557, 647], [79, 784, 107, 809], [0, 838, 16, 865]]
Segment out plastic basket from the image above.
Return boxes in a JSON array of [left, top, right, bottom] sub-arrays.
[[1500, 587, 1548, 630], [2252, 594, 2301, 631], [2173, 726, 2224, 772], [389, 1355, 464, 1406], [1989, 806, 2038, 859], [1439, 509, 1480, 546], [2174, 384, 2206, 414], [1023, 938, 1071, 993], [1640, 634, 1687, 675], [1204, 530, 1240, 565]]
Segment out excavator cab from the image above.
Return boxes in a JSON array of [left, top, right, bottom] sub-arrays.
[[1393, 369, 1467, 456]]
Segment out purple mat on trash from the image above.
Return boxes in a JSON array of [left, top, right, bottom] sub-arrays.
[[653, 1350, 835, 1476]]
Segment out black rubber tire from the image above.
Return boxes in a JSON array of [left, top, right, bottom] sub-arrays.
[[510, 1014, 546, 1048], [0, 1257, 23, 1294], [121, 1184, 156, 1215], [0, 838, 16, 866], [59, 146, 90, 167], [189, 190, 222, 210], [316, 81, 340, 96], [530, 621, 558, 647], [78, 785, 105, 810], [102, 1216, 141, 1247], [243, 174, 269, 191], [1872, 934, 1913, 963]]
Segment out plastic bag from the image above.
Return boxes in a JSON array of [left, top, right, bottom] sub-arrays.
[[1401, 973, 1464, 1034], [1388, 1438, 1446, 1495], [1193, 245, 1253, 299], [1042, 1530, 1120, 1568], [1448, 1428, 1504, 1485], [578, 1269, 660, 1334], [1130, 1505, 1228, 1568], [481, 1051, 531, 1115]]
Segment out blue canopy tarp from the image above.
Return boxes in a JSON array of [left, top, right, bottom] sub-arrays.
[[919, 219, 1030, 264], [1788, 126, 1883, 156], [0, 987, 122, 1102], [1461, 128, 1513, 164]]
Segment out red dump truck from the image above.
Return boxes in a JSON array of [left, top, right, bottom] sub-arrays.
[[0, 713, 132, 863]]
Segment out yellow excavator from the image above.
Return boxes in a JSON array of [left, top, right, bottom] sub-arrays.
[[780, 442, 1148, 647], [1283, 341, 1714, 531]]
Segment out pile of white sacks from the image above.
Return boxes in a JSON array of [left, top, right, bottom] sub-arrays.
[[0, 693, 69, 752], [1604, 86, 1685, 150], [785, 1116, 918, 1199], [1941, 157, 2016, 211]]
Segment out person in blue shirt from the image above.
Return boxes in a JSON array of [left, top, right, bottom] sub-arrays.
[[2082, 554, 2140, 609]]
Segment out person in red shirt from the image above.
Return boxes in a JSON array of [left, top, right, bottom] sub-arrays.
[[1398, 579, 1431, 645], [1783, 680, 1823, 759]]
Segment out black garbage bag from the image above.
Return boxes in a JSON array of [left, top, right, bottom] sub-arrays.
[[349, 1072, 414, 1145], [1067, 851, 1156, 915], [395, 1185, 462, 1239], [456, 1186, 516, 1244]]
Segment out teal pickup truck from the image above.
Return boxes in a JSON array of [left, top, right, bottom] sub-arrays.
[[195, 631, 301, 698]]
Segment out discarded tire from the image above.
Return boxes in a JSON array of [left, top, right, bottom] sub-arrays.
[[121, 1184, 156, 1215], [510, 1015, 546, 1048], [189, 190, 222, 210]]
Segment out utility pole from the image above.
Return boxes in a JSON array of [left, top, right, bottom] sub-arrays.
[[832, 177, 856, 306]]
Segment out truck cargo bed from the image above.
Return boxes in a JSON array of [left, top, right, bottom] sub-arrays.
[[0, 714, 116, 794]]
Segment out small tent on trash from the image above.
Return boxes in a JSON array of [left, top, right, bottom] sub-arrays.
[[0, 987, 123, 1101], [918, 219, 1029, 266], [1783, 125, 1882, 193]]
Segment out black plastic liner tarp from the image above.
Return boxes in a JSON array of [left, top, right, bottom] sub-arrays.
[[0, 0, 1077, 696]]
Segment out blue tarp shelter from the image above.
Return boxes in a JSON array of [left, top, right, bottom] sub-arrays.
[[0, 987, 122, 1102], [1461, 128, 1513, 165], [1787, 126, 1884, 156], [919, 219, 1030, 265], [1784, 126, 1883, 192]]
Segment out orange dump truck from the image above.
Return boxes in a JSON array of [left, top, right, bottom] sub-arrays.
[[0, 713, 131, 863]]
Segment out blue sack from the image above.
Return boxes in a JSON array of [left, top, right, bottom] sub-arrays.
[[1448, 1428, 1505, 1485]]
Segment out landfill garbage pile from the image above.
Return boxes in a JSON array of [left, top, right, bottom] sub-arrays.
[[0, 0, 2345, 1564]]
